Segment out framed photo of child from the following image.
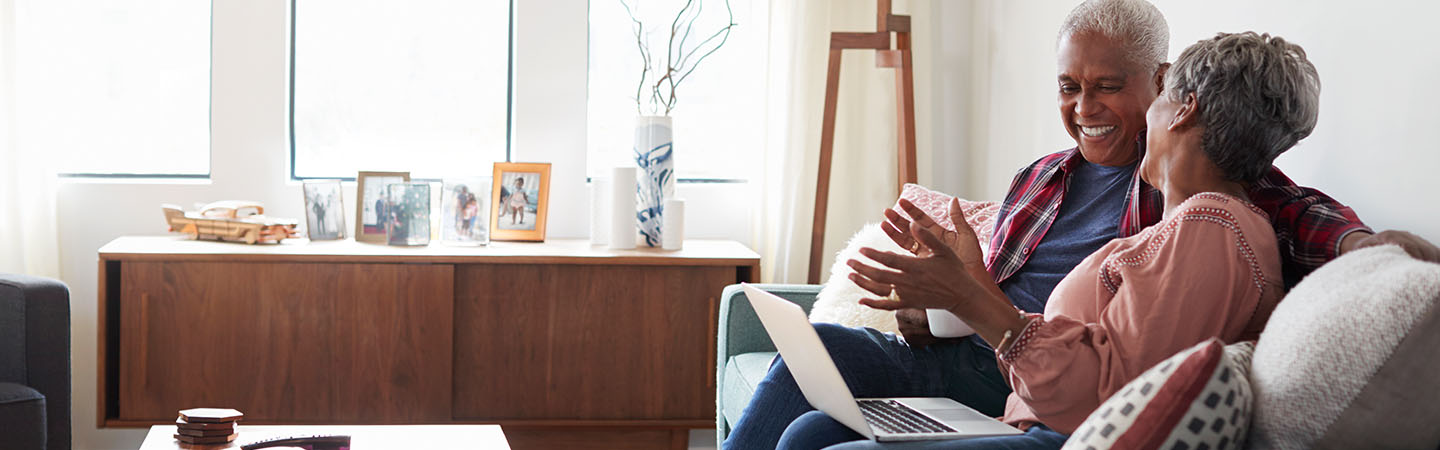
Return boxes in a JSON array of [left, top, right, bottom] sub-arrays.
[[354, 171, 410, 243], [441, 177, 491, 245], [489, 162, 550, 241]]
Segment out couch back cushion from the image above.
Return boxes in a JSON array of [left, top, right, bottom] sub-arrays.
[[1248, 245, 1440, 449]]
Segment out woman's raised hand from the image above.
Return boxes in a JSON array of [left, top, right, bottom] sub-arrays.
[[850, 198, 991, 312], [882, 198, 987, 270]]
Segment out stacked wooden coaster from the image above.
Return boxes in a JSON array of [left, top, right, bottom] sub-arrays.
[[174, 408, 243, 445]]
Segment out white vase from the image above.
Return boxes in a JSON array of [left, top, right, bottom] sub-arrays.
[[633, 116, 675, 247]]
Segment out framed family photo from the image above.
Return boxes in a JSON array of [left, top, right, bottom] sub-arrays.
[[385, 182, 431, 246], [302, 180, 346, 240], [354, 171, 409, 243], [490, 162, 550, 242], [441, 177, 491, 245]]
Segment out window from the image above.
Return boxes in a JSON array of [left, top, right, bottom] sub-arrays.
[[290, 0, 512, 180], [15, 0, 212, 176], [587, 0, 766, 181]]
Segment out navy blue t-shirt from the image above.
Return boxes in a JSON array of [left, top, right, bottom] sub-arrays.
[[998, 160, 1136, 315]]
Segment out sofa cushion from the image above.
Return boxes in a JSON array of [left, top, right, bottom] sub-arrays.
[[1063, 340, 1255, 450], [1248, 245, 1440, 450], [0, 381, 46, 450], [721, 352, 777, 428]]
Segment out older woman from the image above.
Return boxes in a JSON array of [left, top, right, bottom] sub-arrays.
[[777, 31, 1315, 450]]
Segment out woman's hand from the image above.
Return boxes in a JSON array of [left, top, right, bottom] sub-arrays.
[[851, 198, 1023, 346], [882, 198, 986, 269], [849, 215, 982, 313]]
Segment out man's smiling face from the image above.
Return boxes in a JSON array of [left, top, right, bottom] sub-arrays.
[[1057, 31, 1162, 166]]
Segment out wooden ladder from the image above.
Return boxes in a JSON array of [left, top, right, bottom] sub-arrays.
[[808, 0, 918, 284]]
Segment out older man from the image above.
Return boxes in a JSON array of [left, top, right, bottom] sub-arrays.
[[722, 1, 1434, 449]]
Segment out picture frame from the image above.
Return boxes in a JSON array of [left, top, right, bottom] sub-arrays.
[[441, 177, 492, 245], [490, 162, 551, 242], [302, 179, 346, 240], [385, 182, 431, 246], [354, 171, 410, 243]]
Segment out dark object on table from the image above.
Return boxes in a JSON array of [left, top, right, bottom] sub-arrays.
[[241, 434, 352, 450], [0, 273, 71, 450], [174, 407, 243, 445], [175, 416, 235, 431], [179, 407, 244, 423]]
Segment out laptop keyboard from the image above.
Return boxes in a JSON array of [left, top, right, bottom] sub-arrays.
[[857, 399, 958, 435]]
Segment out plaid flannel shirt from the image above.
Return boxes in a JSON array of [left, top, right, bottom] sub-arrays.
[[985, 146, 1370, 290]]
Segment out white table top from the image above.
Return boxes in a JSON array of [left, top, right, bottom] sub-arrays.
[[138, 424, 509, 449]]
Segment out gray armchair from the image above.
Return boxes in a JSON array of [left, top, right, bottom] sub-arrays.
[[715, 283, 822, 447], [0, 274, 71, 450]]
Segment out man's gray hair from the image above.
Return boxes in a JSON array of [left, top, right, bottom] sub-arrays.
[[1058, 0, 1169, 70], [1165, 32, 1321, 183]]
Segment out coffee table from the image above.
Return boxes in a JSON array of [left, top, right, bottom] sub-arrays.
[[137, 424, 509, 449]]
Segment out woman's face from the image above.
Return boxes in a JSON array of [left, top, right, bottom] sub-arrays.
[[1141, 90, 1182, 186]]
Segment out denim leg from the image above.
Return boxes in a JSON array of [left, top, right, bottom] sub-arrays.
[[724, 323, 948, 450], [776, 410, 868, 450], [932, 338, 1013, 417]]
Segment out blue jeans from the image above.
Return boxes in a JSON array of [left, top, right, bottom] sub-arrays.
[[779, 411, 1066, 450], [723, 323, 1014, 450]]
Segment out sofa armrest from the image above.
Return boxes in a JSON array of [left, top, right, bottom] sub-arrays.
[[717, 283, 822, 362], [715, 283, 821, 444], [0, 273, 72, 450]]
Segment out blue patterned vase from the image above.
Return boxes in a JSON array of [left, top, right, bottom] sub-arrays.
[[633, 116, 674, 247]]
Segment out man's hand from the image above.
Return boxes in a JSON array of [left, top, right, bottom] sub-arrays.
[[1343, 230, 1440, 263], [895, 308, 939, 348]]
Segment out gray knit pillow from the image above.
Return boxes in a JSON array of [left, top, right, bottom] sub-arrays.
[[1248, 245, 1440, 449]]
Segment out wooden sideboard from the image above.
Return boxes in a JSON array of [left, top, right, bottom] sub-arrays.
[[98, 236, 759, 450]]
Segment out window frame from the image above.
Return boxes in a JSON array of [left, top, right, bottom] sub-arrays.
[[47, 0, 216, 179], [285, 0, 516, 182]]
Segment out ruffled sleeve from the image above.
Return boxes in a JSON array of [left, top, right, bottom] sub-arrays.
[[995, 201, 1275, 433]]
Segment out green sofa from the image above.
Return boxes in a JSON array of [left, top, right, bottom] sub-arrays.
[[715, 283, 823, 447]]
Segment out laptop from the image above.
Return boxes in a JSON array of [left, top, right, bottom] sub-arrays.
[[741, 283, 1023, 441]]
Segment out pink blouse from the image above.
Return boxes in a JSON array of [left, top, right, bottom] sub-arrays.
[[996, 192, 1283, 434]]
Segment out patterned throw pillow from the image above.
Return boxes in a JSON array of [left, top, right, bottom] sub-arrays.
[[890, 183, 999, 255], [1063, 339, 1255, 450]]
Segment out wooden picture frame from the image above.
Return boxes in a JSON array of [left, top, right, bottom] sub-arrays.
[[354, 171, 410, 243], [302, 179, 346, 240], [489, 162, 551, 242]]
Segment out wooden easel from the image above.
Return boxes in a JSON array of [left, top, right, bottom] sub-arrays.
[[808, 0, 918, 284]]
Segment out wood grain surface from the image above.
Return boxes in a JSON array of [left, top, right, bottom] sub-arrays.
[[100, 236, 758, 449], [452, 264, 732, 421], [116, 261, 453, 422]]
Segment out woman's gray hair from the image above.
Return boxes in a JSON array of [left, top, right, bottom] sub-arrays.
[[1165, 32, 1321, 183], [1058, 0, 1169, 71]]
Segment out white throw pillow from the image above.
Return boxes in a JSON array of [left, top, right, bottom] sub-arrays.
[[809, 223, 903, 333], [1248, 245, 1440, 450]]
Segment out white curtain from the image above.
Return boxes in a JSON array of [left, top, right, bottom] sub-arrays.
[[0, 0, 61, 277], [752, 0, 944, 284]]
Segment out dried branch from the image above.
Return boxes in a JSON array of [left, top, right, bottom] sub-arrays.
[[625, 0, 737, 116], [621, 0, 653, 115]]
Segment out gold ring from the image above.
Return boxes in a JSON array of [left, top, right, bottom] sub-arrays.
[[887, 285, 901, 303], [910, 241, 921, 253]]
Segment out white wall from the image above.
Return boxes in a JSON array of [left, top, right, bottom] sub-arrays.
[[956, 0, 1440, 242], [55, 0, 748, 448], [45, 1, 1440, 447]]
